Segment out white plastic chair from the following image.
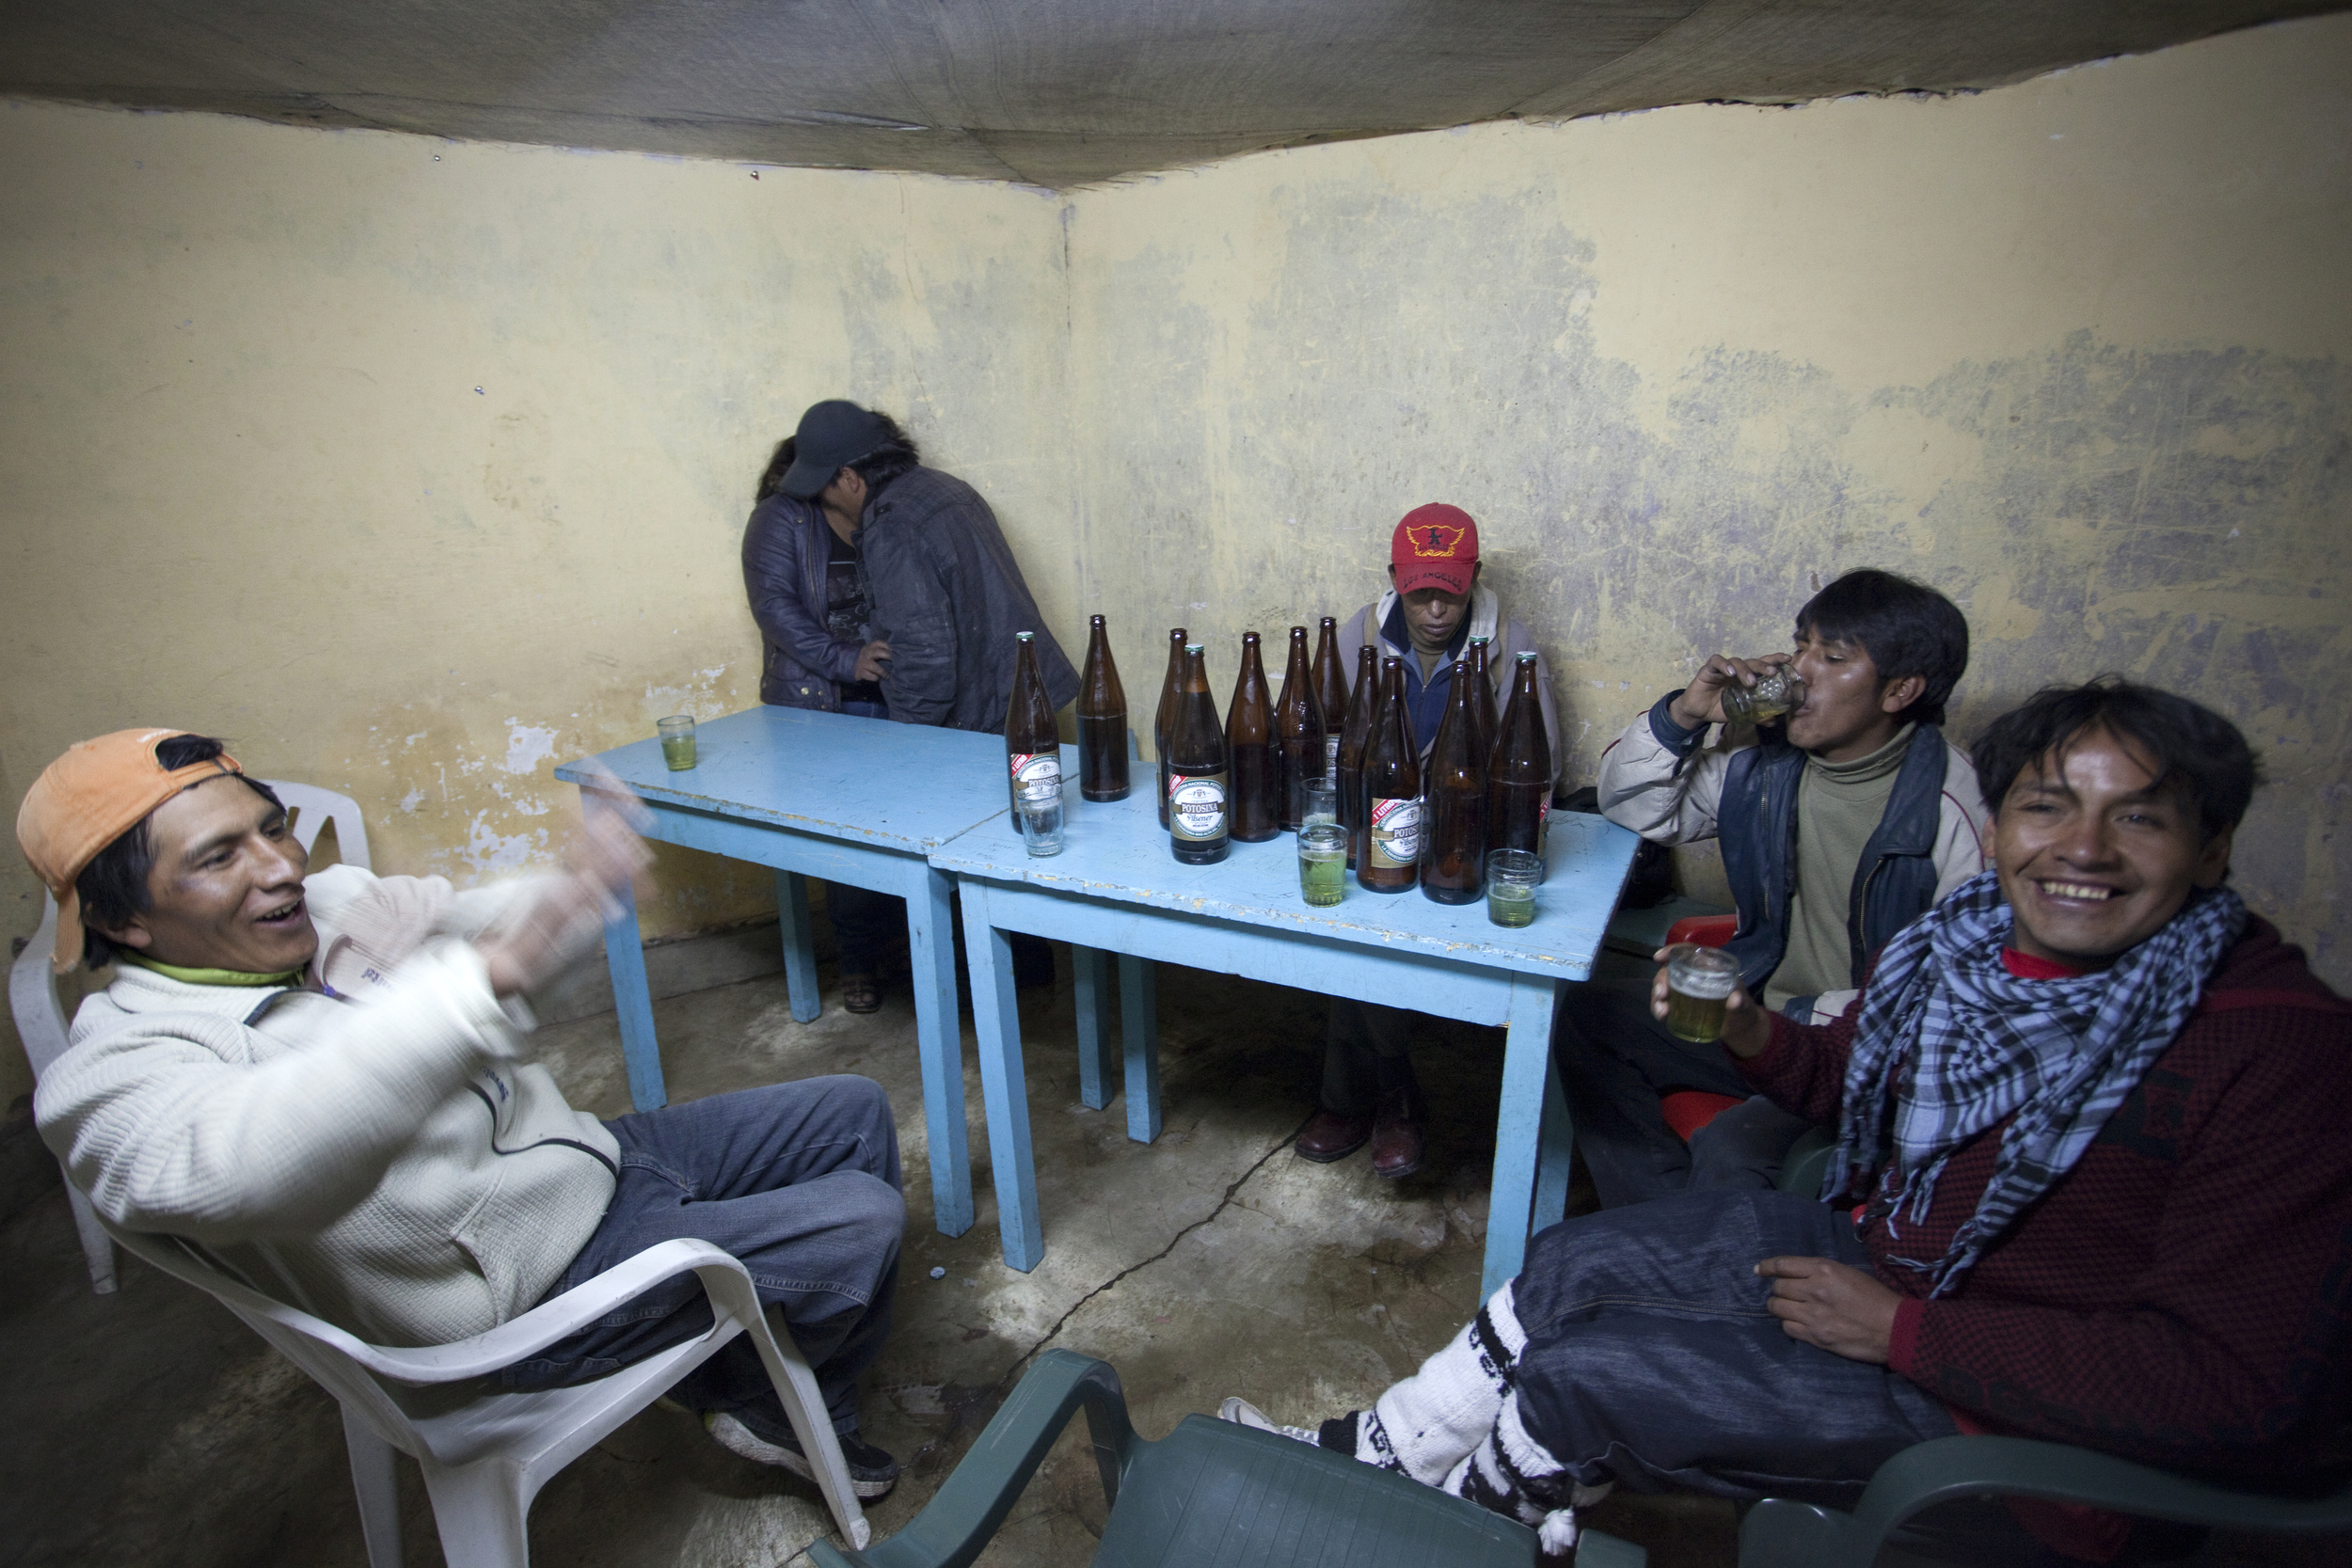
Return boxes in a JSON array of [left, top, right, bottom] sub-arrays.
[[8, 780, 369, 1294], [113, 1228, 872, 1565]]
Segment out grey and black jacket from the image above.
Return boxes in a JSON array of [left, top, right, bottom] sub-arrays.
[[740, 491, 863, 710]]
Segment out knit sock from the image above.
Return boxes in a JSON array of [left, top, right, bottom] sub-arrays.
[[1440, 1389, 1612, 1554], [1350, 1283, 1527, 1485]]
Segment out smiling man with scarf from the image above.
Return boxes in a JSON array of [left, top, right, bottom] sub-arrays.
[[1226, 678, 2352, 1561]]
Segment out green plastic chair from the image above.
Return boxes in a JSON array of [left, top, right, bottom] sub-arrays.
[[1740, 1433, 2352, 1567], [809, 1349, 1648, 1568]]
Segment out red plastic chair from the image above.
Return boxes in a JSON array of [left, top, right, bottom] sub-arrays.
[[1660, 915, 1742, 1139]]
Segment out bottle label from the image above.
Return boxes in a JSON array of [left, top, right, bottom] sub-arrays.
[[1324, 734, 1342, 779], [1010, 752, 1062, 807], [1537, 795, 1550, 853], [1368, 797, 1422, 868], [1168, 771, 1229, 842]]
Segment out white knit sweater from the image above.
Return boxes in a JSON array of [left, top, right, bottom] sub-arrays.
[[34, 865, 617, 1347]]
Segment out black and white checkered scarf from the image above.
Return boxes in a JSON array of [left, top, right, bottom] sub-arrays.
[[1823, 869, 2246, 1296]]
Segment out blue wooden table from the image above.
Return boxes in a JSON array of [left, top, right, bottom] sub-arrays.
[[554, 706, 1017, 1240], [930, 783, 1639, 1296]]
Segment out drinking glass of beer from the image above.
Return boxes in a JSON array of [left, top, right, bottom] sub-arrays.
[[1296, 823, 1347, 906], [1719, 667, 1805, 726], [1485, 849, 1542, 927], [657, 714, 696, 770], [1663, 946, 1742, 1042]]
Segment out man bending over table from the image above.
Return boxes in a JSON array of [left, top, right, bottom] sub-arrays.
[[23, 730, 906, 1497], [1227, 679, 2352, 1560]]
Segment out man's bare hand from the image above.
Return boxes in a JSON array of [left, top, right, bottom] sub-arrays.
[[1668, 653, 1792, 730], [854, 641, 893, 684], [1650, 944, 1772, 1059], [477, 766, 655, 998], [1755, 1256, 1899, 1364]]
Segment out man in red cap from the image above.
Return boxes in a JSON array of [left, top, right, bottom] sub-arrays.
[[19, 729, 908, 1497], [1300, 506, 1563, 1176]]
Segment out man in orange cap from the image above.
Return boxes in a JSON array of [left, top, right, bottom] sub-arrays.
[[20, 729, 907, 1497], [1301, 506, 1563, 1177]]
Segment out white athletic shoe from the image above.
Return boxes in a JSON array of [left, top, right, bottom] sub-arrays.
[[1218, 1397, 1321, 1445], [704, 1411, 901, 1497]]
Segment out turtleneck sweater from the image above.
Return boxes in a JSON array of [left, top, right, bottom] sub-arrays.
[[1765, 722, 1915, 1012]]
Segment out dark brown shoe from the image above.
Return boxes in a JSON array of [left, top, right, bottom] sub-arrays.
[[1369, 1089, 1423, 1179], [1295, 1108, 1373, 1163]]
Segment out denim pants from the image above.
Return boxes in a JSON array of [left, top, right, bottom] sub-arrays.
[[501, 1076, 903, 1436], [1553, 979, 1814, 1207], [1510, 1189, 1956, 1506]]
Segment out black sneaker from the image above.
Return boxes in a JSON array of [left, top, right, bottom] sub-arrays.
[[704, 1411, 901, 1497]]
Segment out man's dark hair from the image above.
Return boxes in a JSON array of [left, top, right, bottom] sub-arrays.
[[1970, 676, 2261, 845], [755, 436, 797, 502], [845, 412, 921, 497], [1794, 569, 1970, 727], [76, 735, 283, 969]]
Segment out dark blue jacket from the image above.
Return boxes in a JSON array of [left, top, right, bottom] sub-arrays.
[[740, 492, 863, 710]]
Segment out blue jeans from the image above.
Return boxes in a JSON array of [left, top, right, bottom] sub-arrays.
[[501, 1076, 903, 1435], [1553, 979, 1815, 1207], [1511, 1189, 1956, 1506]]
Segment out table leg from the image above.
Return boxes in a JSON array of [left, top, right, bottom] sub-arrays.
[[1119, 955, 1160, 1144], [1073, 947, 1112, 1112], [907, 866, 972, 1238], [960, 885, 1041, 1272], [775, 870, 821, 1024], [599, 866, 667, 1113], [1482, 975, 1563, 1297]]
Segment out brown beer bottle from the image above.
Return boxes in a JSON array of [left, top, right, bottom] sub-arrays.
[[1465, 637, 1498, 769], [1152, 626, 1187, 829], [1335, 643, 1377, 869], [1005, 631, 1060, 816], [1357, 657, 1422, 893], [1420, 647, 1487, 904], [1167, 642, 1230, 864], [1272, 626, 1326, 832], [1075, 614, 1130, 802], [1225, 632, 1279, 843], [1487, 650, 1554, 861], [1311, 616, 1350, 783]]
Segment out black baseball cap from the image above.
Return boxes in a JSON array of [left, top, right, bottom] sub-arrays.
[[779, 400, 891, 499]]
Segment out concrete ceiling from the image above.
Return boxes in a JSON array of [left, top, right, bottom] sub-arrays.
[[4, 1, 2341, 188]]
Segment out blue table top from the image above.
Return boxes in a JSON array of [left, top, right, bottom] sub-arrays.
[[930, 780, 1640, 985], [554, 706, 1016, 856]]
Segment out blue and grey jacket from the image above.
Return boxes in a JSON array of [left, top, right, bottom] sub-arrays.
[[1596, 692, 1991, 1022]]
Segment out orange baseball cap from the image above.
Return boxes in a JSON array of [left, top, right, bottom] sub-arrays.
[[1391, 503, 1480, 596], [16, 729, 244, 972]]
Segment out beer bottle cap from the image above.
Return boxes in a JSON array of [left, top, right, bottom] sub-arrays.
[[1184, 642, 1203, 654], [1015, 631, 1034, 642], [1518, 651, 1537, 663]]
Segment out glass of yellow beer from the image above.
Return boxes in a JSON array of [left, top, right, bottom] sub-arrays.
[[1720, 668, 1805, 726], [1664, 946, 1741, 1042]]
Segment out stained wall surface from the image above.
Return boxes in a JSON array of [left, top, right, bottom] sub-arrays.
[[0, 103, 1069, 1093], [5, 14, 2347, 1100], [1063, 13, 2351, 989]]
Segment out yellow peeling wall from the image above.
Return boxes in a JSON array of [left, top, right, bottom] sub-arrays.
[[1063, 14, 2352, 989], [4, 15, 2348, 1102], [0, 103, 1070, 1096]]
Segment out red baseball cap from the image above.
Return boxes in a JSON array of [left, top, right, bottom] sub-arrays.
[[1391, 504, 1480, 596]]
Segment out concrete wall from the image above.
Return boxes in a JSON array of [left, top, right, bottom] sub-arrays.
[[5, 14, 2347, 1101], [1063, 13, 2351, 987], [0, 103, 1069, 1094]]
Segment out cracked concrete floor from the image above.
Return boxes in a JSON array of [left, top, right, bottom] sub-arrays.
[[2, 946, 1752, 1566], [7, 949, 2343, 1566]]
